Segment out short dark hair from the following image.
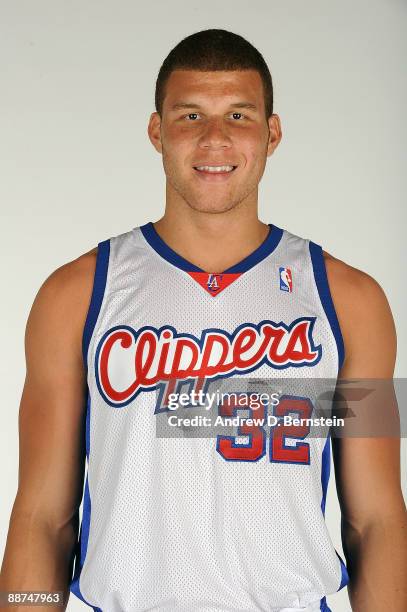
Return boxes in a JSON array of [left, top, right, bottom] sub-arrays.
[[155, 29, 273, 119]]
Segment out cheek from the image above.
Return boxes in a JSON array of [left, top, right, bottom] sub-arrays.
[[234, 131, 268, 165], [162, 144, 188, 171], [163, 132, 196, 165], [242, 145, 266, 170], [165, 124, 199, 146]]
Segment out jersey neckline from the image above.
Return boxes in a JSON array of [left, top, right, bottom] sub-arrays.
[[139, 221, 284, 275]]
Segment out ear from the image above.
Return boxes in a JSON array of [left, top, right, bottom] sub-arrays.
[[147, 112, 163, 154], [266, 113, 282, 157]]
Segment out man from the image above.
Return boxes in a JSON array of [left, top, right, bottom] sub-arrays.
[[1, 28, 406, 612]]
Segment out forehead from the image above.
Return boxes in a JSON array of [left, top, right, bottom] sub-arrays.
[[163, 69, 265, 110]]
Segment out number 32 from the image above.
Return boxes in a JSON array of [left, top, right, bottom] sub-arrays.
[[216, 394, 313, 464]]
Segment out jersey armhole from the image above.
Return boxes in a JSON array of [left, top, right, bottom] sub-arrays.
[[82, 239, 111, 371], [309, 241, 345, 372]]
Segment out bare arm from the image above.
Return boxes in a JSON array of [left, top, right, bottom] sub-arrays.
[[326, 254, 407, 611], [0, 249, 97, 611]]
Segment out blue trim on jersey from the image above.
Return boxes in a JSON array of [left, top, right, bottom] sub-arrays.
[[70, 394, 102, 610], [71, 240, 110, 611], [309, 241, 345, 372], [311, 241, 350, 595], [140, 221, 284, 274], [70, 475, 93, 603], [320, 431, 350, 595], [320, 596, 332, 611], [337, 549, 350, 591], [321, 432, 331, 516], [82, 239, 111, 369]]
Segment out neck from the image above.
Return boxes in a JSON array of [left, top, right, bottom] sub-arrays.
[[153, 196, 270, 274]]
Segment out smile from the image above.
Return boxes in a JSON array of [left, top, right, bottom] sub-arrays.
[[193, 165, 237, 173]]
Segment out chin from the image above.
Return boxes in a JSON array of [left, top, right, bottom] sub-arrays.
[[186, 198, 239, 214]]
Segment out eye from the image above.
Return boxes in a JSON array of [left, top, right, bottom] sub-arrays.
[[231, 112, 245, 120], [184, 113, 200, 121]]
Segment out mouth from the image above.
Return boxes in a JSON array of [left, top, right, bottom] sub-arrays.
[[192, 165, 238, 181]]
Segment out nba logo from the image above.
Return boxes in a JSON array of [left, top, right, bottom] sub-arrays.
[[279, 267, 293, 292]]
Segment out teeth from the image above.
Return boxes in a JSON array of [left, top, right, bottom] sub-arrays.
[[195, 165, 235, 173]]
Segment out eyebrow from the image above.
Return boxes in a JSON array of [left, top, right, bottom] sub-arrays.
[[170, 102, 258, 111]]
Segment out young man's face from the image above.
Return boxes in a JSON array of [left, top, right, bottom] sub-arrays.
[[148, 69, 281, 214]]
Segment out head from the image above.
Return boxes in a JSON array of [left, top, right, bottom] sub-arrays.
[[148, 29, 282, 215]]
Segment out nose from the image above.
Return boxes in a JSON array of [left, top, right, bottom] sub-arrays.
[[198, 117, 232, 150]]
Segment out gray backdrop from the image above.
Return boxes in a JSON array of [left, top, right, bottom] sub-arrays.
[[1, 1, 406, 611]]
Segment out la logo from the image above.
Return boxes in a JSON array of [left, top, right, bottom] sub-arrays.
[[187, 270, 243, 296], [207, 273, 223, 293]]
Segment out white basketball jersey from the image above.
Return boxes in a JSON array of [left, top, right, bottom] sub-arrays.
[[70, 222, 349, 612]]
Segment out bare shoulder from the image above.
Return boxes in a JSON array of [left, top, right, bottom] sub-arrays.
[[26, 246, 99, 364], [31, 246, 97, 313], [38, 246, 98, 299], [323, 250, 388, 307], [322, 250, 396, 375]]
